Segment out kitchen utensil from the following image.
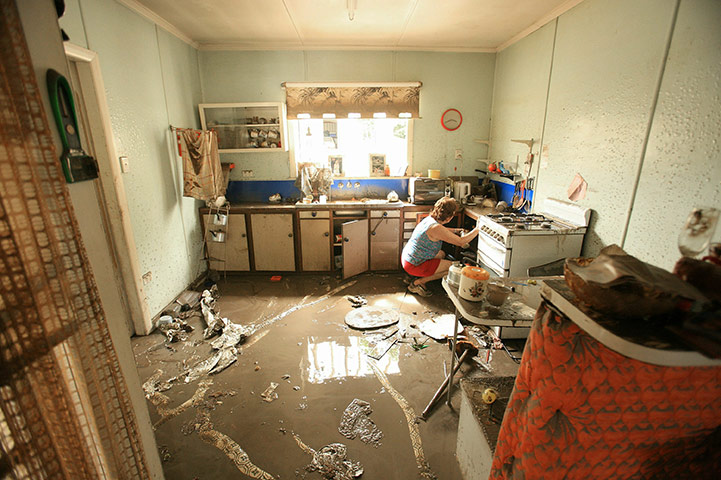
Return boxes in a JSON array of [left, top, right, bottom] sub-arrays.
[[210, 230, 226, 243], [486, 283, 511, 306], [678, 207, 719, 258], [453, 181, 471, 202], [447, 261, 464, 287], [213, 213, 228, 225], [458, 266, 490, 301]]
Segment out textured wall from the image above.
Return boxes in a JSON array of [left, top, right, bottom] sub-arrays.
[[623, 0, 721, 269], [69, 0, 204, 316], [489, 22, 555, 177], [199, 50, 496, 180], [493, 0, 720, 268], [534, 0, 676, 255]]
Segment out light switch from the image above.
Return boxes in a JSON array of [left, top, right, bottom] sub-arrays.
[[454, 149, 463, 160], [120, 155, 130, 173]]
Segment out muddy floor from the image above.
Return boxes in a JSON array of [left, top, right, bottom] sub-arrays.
[[132, 272, 523, 480]]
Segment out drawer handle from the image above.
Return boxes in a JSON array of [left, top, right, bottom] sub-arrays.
[[241, 233, 246, 238], [344, 237, 349, 242], [288, 233, 293, 238], [383, 212, 388, 217], [324, 232, 329, 237], [371, 231, 376, 236], [312, 212, 317, 217]]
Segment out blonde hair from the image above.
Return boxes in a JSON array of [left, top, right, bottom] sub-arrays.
[[430, 196, 458, 223]]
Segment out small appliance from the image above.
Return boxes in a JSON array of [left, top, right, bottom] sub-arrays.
[[409, 177, 451, 204]]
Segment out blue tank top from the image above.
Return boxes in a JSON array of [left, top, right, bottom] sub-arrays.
[[402, 216, 443, 265]]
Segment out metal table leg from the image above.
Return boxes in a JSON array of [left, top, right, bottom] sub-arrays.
[[446, 306, 461, 406]]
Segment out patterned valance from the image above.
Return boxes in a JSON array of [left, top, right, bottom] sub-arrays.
[[283, 82, 421, 119]]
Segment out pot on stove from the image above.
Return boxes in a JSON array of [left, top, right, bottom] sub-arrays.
[[458, 266, 490, 302]]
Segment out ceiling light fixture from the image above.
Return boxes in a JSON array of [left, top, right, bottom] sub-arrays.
[[347, 0, 356, 21]]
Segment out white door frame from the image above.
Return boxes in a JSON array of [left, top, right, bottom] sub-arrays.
[[64, 43, 152, 335]]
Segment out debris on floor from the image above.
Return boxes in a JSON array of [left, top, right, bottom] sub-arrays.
[[260, 382, 279, 402], [338, 399, 383, 448], [158, 317, 194, 343], [344, 306, 404, 329], [419, 314, 463, 341], [293, 433, 364, 480], [359, 336, 398, 361], [345, 295, 368, 308], [142, 373, 212, 429], [368, 362, 437, 480]]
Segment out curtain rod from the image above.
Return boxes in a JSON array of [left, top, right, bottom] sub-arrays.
[[281, 81, 422, 88]]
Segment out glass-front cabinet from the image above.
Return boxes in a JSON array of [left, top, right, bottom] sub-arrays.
[[198, 102, 288, 152]]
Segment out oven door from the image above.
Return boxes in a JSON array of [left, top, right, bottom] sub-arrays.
[[477, 233, 509, 277]]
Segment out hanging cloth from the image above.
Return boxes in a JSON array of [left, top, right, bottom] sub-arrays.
[[179, 129, 224, 201]]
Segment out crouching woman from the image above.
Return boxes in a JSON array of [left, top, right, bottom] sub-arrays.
[[401, 196, 479, 297]]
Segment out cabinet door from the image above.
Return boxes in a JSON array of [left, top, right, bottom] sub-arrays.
[[342, 219, 368, 279], [203, 214, 249, 271], [250, 213, 295, 271], [370, 218, 400, 270], [300, 219, 331, 271]]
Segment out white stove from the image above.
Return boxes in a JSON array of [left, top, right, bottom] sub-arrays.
[[476, 198, 591, 277]]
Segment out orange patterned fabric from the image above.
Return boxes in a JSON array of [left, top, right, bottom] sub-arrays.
[[490, 302, 721, 479]]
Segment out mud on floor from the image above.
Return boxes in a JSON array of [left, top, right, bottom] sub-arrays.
[[132, 273, 521, 479]]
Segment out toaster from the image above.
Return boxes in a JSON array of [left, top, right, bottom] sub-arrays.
[[409, 177, 451, 204]]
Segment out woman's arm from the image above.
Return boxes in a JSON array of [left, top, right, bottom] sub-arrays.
[[428, 224, 478, 247]]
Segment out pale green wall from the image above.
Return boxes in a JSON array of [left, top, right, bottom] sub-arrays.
[[624, 0, 721, 268], [491, 0, 720, 269], [199, 50, 496, 180], [61, 0, 204, 316]]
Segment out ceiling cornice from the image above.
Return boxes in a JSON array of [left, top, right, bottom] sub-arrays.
[[496, 0, 585, 51], [198, 43, 497, 53], [116, 0, 199, 49]]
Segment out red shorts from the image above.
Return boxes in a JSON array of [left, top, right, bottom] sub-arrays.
[[402, 258, 441, 277]]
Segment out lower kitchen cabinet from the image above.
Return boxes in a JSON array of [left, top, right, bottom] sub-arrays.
[[202, 213, 249, 271], [250, 213, 295, 271], [370, 211, 400, 270], [341, 219, 368, 279], [300, 218, 331, 271]]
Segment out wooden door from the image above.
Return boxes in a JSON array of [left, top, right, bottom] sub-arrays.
[[251, 213, 295, 271], [370, 218, 400, 270], [301, 219, 331, 270], [342, 219, 368, 279]]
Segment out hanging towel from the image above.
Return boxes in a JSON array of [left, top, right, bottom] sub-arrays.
[[179, 129, 224, 201]]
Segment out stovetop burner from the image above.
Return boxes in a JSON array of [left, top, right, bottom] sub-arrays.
[[486, 213, 549, 225]]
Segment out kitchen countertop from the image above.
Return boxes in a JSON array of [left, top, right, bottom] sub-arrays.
[[200, 200, 419, 213]]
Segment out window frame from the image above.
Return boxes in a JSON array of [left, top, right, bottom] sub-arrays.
[[288, 118, 414, 179]]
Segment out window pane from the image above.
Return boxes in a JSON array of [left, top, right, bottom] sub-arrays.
[[291, 118, 410, 177]]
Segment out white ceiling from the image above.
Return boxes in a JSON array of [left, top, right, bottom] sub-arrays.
[[119, 0, 584, 52]]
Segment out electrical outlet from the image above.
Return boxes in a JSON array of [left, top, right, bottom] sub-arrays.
[[142, 271, 152, 285], [119, 155, 129, 173], [241, 169, 254, 178], [455, 149, 463, 160]]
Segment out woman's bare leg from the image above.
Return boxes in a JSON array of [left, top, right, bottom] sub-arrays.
[[414, 259, 452, 286]]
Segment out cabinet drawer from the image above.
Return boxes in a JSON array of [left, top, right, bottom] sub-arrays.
[[299, 210, 330, 219], [370, 209, 400, 218]]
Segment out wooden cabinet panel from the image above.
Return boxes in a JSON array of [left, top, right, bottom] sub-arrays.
[[300, 219, 331, 271], [342, 219, 368, 279], [203, 214, 249, 271], [250, 213, 295, 271], [370, 218, 400, 270]]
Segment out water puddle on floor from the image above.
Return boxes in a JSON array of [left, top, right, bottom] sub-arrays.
[[304, 335, 400, 384]]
